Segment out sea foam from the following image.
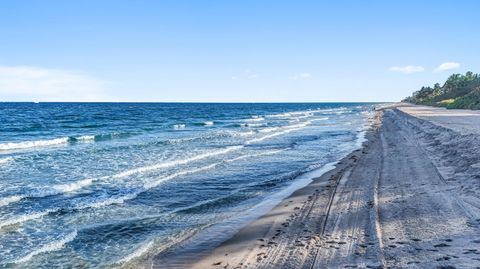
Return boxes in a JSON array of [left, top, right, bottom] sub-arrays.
[[247, 121, 311, 144], [0, 195, 25, 207], [104, 149, 287, 205], [0, 210, 54, 229], [114, 240, 154, 265], [112, 146, 243, 179], [2, 146, 244, 205], [0, 137, 70, 151], [0, 156, 13, 164], [14, 230, 77, 264], [0, 178, 98, 208], [173, 124, 186, 129], [0, 134, 99, 151], [74, 135, 95, 142], [52, 178, 95, 193], [76, 193, 138, 210]]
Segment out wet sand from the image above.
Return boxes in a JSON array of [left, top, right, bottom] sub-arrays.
[[147, 104, 480, 268]]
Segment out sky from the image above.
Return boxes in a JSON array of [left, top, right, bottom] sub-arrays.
[[0, 0, 479, 102]]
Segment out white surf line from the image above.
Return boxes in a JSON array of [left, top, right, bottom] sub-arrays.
[[114, 240, 155, 265], [0, 150, 286, 231], [310, 117, 329, 122], [0, 177, 107, 209], [84, 149, 288, 210], [258, 121, 313, 134], [74, 135, 95, 143], [0, 134, 99, 152], [0, 125, 299, 209], [0, 195, 25, 207], [75, 193, 139, 210], [266, 110, 314, 118], [112, 145, 243, 179], [51, 178, 99, 193], [0, 156, 14, 164], [246, 121, 312, 144], [245, 116, 264, 122], [173, 124, 186, 129], [0, 146, 244, 208], [224, 148, 287, 163], [143, 162, 222, 190], [265, 107, 345, 119], [13, 230, 77, 264], [112, 150, 288, 265], [258, 126, 281, 133], [0, 209, 55, 229], [0, 137, 70, 151], [134, 148, 288, 200]]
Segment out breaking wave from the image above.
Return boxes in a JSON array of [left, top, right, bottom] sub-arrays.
[[14, 230, 77, 264], [0, 156, 14, 164], [0, 137, 70, 151], [114, 240, 154, 265]]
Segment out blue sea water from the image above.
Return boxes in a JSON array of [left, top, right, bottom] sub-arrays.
[[0, 102, 375, 268]]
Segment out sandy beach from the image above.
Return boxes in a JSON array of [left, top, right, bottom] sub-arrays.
[[2, 2, 479, 268], [147, 104, 480, 269]]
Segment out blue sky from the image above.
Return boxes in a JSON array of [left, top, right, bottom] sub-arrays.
[[0, 0, 479, 102]]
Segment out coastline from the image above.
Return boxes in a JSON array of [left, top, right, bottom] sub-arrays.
[[134, 110, 380, 268], [142, 103, 480, 269], [185, 111, 383, 269]]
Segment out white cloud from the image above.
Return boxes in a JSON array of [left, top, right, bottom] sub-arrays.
[[291, 72, 312, 80], [434, 62, 460, 72], [389, 66, 425, 74], [0, 66, 114, 101]]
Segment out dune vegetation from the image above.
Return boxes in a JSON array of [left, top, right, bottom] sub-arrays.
[[403, 71, 480, 109]]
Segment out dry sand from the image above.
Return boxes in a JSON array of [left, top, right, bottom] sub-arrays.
[[146, 104, 480, 269]]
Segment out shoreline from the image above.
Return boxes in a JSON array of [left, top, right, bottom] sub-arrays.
[[186, 111, 383, 269], [138, 103, 480, 268], [152, 103, 480, 269], [136, 111, 381, 268], [133, 110, 376, 269]]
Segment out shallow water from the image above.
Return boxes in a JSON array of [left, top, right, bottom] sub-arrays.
[[0, 102, 375, 268]]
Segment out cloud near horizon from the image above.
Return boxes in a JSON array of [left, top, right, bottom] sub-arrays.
[[434, 62, 461, 72], [0, 66, 114, 101], [389, 65, 425, 74]]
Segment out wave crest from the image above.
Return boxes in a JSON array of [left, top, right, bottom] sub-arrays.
[[0, 195, 25, 207], [0, 156, 14, 164], [0, 137, 70, 151], [14, 230, 77, 264]]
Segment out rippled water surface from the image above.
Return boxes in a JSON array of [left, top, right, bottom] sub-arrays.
[[0, 103, 375, 268]]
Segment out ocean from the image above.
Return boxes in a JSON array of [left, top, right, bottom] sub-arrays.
[[0, 102, 375, 268]]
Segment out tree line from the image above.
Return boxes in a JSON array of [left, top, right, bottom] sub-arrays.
[[403, 71, 480, 109]]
